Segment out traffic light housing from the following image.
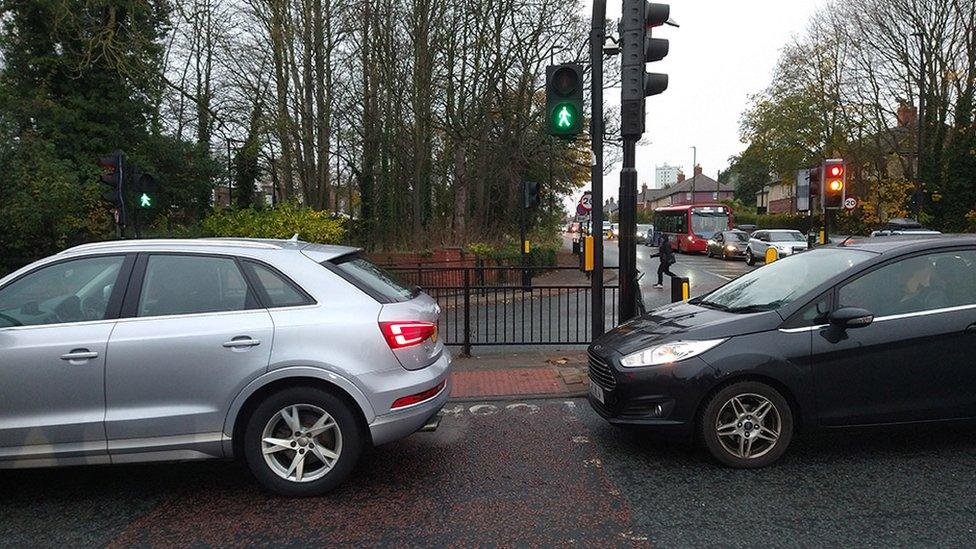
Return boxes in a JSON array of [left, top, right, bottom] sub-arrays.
[[545, 63, 584, 137], [135, 173, 158, 209], [809, 166, 821, 198], [523, 181, 540, 209], [822, 158, 846, 210], [98, 151, 127, 228], [99, 152, 123, 206], [620, 1, 671, 137]]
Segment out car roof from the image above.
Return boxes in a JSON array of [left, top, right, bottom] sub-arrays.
[[57, 238, 359, 261], [838, 234, 976, 254]]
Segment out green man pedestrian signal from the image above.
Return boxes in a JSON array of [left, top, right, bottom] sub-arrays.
[[135, 173, 158, 210], [546, 63, 584, 137]]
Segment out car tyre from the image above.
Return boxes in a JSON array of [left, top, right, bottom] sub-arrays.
[[746, 249, 756, 266], [700, 381, 793, 469], [243, 386, 364, 497]]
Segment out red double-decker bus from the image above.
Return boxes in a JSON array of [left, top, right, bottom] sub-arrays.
[[653, 204, 734, 253]]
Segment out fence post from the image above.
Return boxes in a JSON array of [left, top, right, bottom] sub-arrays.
[[462, 268, 472, 357]]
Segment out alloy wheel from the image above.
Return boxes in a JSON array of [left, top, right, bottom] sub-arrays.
[[261, 404, 343, 483], [714, 393, 781, 460]]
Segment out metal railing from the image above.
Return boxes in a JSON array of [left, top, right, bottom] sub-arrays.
[[385, 265, 620, 354]]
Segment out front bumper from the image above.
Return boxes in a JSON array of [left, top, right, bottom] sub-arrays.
[[364, 351, 452, 446], [586, 348, 713, 438]]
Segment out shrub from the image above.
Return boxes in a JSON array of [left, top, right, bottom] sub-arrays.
[[202, 203, 347, 243]]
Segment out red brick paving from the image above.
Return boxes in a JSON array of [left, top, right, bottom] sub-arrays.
[[450, 367, 565, 398]]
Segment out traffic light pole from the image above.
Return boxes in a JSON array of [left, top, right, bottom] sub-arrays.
[[618, 139, 638, 322], [590, 0, 606, 338]]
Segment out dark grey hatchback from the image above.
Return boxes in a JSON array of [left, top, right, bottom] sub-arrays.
[[589, 236, 976, 467]]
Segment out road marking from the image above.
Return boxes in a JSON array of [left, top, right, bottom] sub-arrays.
[[571, 435, 590, 444], [505, 403, 540, 414], [703, 270, 732, 281]]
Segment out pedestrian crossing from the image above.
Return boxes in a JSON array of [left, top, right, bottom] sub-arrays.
[[673, 253, 756, 281]]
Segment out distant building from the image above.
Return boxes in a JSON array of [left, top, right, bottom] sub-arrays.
[[655, 164, 680, 189], [638, 165, 735, 211]]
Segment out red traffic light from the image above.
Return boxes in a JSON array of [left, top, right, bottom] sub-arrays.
[[828, 165, 844, 178]]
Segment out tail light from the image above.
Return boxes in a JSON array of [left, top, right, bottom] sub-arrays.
[[379, 321, 437, 349], [391, 380, 446, 409]]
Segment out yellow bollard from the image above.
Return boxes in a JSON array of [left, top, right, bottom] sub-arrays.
[[682, 279, 690, 301], [765, 247, 778, 264], [584, 236, 594, 272], [523, 240, 531, 254], [819, 229, 826, 245]]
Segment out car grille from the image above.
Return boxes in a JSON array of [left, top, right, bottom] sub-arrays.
[[587, 351, 616, 390]]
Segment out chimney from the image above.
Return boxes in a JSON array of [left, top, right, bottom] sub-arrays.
[[641, 183, 648, 193], [897, 102, 917, 128], [677, 171, 686, 183], [694, 164, 703, 177]]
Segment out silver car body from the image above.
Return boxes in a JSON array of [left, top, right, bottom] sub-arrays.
[[0, 238, 450, 469], [747, 229, 809, 259]]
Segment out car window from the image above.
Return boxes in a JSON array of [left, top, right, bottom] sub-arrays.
[[331, 256, 415, 303], [0, 255, 124, 328], [783, 296, 831, 328], [838, 250, 976, 317], [770, 232, 804, 242], [245, 261, 311, 308], [727, 232, 748, 242], [138, 255, 254, 317]]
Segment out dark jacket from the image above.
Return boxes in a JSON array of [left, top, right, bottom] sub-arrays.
[[650, 239, 675, 264]]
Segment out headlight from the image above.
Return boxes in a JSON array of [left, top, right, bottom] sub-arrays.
[[619, 339, 727, 368], [687, 236, 694, 241], [725, 245, 736, 251]]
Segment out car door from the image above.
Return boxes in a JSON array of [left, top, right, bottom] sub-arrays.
[[712, 232, 724, 255], [812, 248, 976, 426], [104, 253, 273, 461], [0, 254, 132, 466]]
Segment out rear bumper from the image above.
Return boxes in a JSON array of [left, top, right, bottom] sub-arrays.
[[365, 351, 452, 446], [368, 380, 449, 446]]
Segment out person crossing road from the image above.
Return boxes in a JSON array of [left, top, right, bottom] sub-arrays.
[[649, 231, 677, 288]]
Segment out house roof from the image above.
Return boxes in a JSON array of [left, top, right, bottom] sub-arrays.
[[639, 175, 734, 203]]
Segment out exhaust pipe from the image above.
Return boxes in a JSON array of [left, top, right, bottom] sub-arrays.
[[418, 413, 442, 432]]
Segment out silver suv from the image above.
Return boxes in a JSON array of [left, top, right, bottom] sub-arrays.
[[0, 238, 451, 496]]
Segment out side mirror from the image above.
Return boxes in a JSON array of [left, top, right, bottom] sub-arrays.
[[829, 307, 874, 330]]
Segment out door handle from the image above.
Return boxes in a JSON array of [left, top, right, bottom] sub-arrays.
[[60, 350, 98, 361], [223, 338, 261, 348]]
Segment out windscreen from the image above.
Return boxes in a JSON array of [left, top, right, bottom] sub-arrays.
[[331, 256, 415, 302], [697, 248, 874, 313], [691, 209, 730, 238]]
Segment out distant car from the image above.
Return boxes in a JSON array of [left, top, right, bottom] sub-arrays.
[[707, 230, 750, 260], [637, 224, 654, 244], [566, 222, 581, 234], [736, 224, 757, 233], [603, 221, 614, 239], [746, 230, 808, 266], [870, 218, 941, 237]]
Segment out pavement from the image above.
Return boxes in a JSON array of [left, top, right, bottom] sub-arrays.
[[450, 349, 588, 399]]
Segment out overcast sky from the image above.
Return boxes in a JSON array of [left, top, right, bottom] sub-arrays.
[[573, 0, 826, 207]]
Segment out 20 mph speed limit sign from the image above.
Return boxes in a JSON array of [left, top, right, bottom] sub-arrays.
[[577, 192, 593, 216], [844, 197, 858, 211]]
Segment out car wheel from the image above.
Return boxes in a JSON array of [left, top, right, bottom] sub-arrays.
[[720, 248, 727, 261], [243, 386, 364, 497], [706, 247, 713, 258], [700, 381, 793, 468], [746, 249, 755, 266]]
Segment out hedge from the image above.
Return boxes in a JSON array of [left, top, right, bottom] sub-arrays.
[[201, 203, 347, 243]]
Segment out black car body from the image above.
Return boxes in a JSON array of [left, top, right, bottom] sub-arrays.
[[589, 236, 976, 466], [706, 230, 750, 260]]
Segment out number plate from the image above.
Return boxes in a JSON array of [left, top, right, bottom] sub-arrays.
[[589, 381, 605, 404]]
